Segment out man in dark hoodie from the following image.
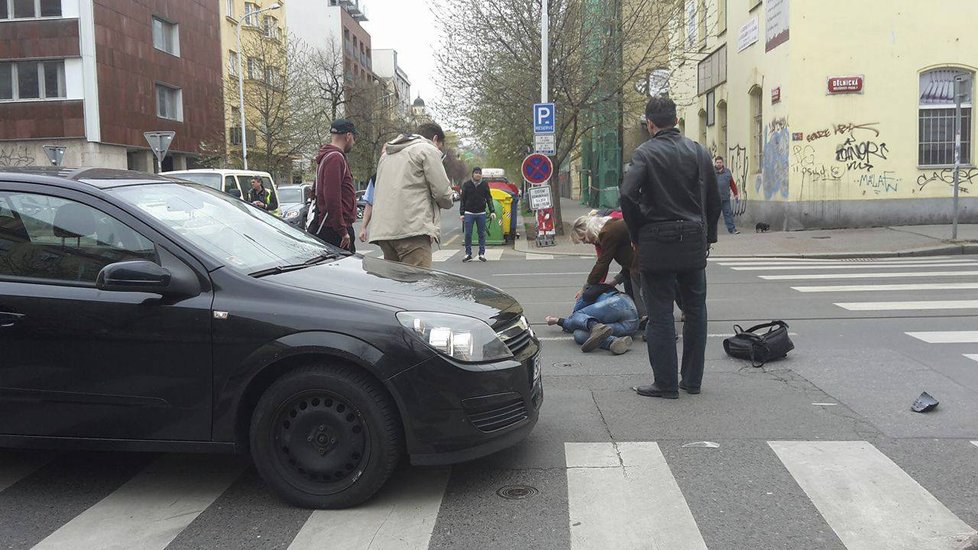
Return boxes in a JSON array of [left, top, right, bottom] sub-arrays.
[[310, 119, 357, 252]]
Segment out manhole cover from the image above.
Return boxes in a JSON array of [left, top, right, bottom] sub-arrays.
[[496, 485, 539, 500]]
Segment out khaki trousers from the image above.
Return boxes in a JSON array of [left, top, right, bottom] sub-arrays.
[[377, 235, 433, 268]]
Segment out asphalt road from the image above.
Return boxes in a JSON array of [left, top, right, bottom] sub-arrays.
[[2, 215, 977, 550]]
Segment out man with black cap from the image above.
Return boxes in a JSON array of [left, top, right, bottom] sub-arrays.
[[310, 119, 358, 252]]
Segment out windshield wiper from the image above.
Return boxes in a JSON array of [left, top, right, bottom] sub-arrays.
[[249, 251, 338, 278]]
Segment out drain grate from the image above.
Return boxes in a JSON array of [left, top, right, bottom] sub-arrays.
[[496, 485, 539, 500]]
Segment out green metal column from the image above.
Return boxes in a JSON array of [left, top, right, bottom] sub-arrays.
[[584, 0, 623, 209]]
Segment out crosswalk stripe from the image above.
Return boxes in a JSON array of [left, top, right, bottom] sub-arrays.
[[0, 453, 50, 493], [432, 249, 459, 262], [760, 271, 978, 281], [792, 282, 978, 293], [719, 259, 975, 267], [483, 249, 504, 261], [732, 262, 978, 271], [526, 253, 554, 260], [32, 455, 244, 550], [288, 467, 450, 550], [710, 256, 963, 263], [770, 441, 976, 550], [965, 354, 978, 362], [566, 442, 707, 550], [973, 441, 978, 448], [835, 300, 978, 311], [907, 331, 978, 343]]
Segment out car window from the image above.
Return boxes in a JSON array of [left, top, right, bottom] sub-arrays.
[[224, 176, 238, 194], [169, 173, 222, 190], [237, 175, 252, 193], [277, 187, 302, 204], [0, 192, 159, 285]]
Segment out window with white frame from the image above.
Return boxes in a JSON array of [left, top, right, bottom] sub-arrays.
[[152, 17, 180, 57], [0, 60, 66, 101], [225, 0, 233, 18], [1, 0, 62, 19], [155, 84, 182, 121], [263, 15, 277, 38], [247, 57, 259, 80], [919, 68, 973, 166], [228, 51, 238, 76], [244, 2, 258, 25]]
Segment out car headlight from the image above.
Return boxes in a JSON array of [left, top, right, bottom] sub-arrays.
[[284, 210, 299, 220], [397, 312, 513, 363]]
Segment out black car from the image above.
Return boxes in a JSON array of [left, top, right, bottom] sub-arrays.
[[0, 168, 542, 509]]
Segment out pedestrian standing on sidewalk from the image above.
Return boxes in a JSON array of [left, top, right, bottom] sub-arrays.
[[459, 167, 496, 262], [369, 123, 455, 268], [310, 119, 358, 252], [621, 97, 721, 399], [715, 155, 741, 234]]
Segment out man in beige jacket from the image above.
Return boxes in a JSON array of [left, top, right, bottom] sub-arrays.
[[369, 123, 455, 268]]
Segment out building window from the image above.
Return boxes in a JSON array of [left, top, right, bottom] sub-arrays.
[[246, 57, 259, 80], [263, 15, 278, 39], [697, 45, 727, 95], [0, 60, 65, 101], [244, 2, 258, 25], [750, 86, 763, 173], [919, 68, 973, 166], [152, 17, 180, 57], [228, 51, 238, 76], [2, 0, 61, 18], [706, 90, 715, 126], [718, 0, 727, 34], [697, 0, 707, 50], [156, 84, 182, 121]]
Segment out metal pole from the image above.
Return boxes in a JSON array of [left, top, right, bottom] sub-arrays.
[[237, 18, 248, 170], [952, 75, 965, 240], [541, 0, 548, 103]]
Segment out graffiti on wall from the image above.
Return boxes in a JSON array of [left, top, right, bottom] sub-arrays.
[[806, 121, 881, 142], [727, 144, 750, 217], [917, 168, 976, 194], [857, 172, 900, 195], [791, 144, 846, 187], [759, 118, 790, 200], [0, 146, 36, 168], [835, 137, 890, 172]]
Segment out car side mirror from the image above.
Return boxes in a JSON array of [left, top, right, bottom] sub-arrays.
[[97, 261, 172, 294], [227, 189, 242, 199]]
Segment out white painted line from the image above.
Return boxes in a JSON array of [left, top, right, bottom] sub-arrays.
[[760, 271, 978, 281], [907, 331, 978, 344], [812, 403, 839, 406], [964, 354, 978, 362], [710, 256, 963, 262], [733, 262, 978, 271], [0, 454, 50, 493], [494, 272, 590, 277], [526, 254, 555, 260], [431, 249, 459, 263], [33, 455, 244, 550], [972, 441, 978, 448], [835, 300, 978, 311], [483, 249, 504, 261], [720, 260, 976, 267], [288, 467, 450, 550], [769, 441, 975, 550], [793, 283, 978, 293], [538, 334, 798, 341], [566, 442, 707, 550]]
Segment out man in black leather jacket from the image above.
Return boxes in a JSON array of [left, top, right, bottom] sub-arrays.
[[620, 97, 721, 399]]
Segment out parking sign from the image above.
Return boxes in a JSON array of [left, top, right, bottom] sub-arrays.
[[533, 103, 555, 134]]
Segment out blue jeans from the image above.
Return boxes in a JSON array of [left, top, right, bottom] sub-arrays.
[[464, 213, 487, 256], [563, 292, 640, 350], [721, 199, 737, 233], [641, 269, 708, 391]]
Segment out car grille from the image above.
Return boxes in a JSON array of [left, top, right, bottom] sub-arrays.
[[465, 396, 529, 433], [497, 316, 532, 356]]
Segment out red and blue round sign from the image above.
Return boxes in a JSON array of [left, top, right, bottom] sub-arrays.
[[522, 154, 553, 184]]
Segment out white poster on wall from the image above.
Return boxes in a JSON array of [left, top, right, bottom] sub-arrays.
[[738, 17, 759, 52], [765, 0, 790, 52]]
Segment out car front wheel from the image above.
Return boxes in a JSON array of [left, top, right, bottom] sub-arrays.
[[250, 364, 402, 509]]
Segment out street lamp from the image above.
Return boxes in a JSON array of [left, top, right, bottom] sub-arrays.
[[232, 3, 281, 170]]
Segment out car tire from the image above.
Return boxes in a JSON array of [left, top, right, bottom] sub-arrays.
[[356, 206, 364, 219], [249, 364, 402, 509]]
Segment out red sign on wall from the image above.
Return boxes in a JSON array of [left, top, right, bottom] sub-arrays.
[[828, 76, 864, 94], [772, 87, 782, 104]]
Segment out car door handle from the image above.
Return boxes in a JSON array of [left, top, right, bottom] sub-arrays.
[[0, 312, 25, 328]]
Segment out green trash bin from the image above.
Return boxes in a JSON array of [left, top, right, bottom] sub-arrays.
[[484, 197, 506, 245]]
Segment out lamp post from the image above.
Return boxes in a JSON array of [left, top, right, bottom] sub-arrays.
[[233, 3, 281, 170]]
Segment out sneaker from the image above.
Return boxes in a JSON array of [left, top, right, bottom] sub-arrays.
[[581, 323, 613, 352], [462, 255, 472, 262], [609, 336, 633, 355], [478, 255, 487, 262]]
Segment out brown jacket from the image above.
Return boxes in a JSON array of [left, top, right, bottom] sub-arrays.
[[588, 219, 636, 285]]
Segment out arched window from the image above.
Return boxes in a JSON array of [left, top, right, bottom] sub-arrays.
[[749, 86, 763, 173], [919, 68, 973, 166]]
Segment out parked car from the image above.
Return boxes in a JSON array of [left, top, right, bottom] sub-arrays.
[[356, 189, 367, 220], [278, 184, 312, 227], [0, 167, 542, 509], [162, 169, 282, 217]]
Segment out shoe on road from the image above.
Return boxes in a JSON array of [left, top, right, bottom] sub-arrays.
[[679, 381, 701, 394], [478, 255, 487, 262], [609, 336, 633, 355], [462, 255, 473, 262], [581, 323, 613, 352], [633, 383, 679, 399]]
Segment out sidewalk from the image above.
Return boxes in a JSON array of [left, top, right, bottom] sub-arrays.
[[515, 197, 978, 259]]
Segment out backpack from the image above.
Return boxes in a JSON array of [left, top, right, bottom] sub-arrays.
[[722, 321, 795, 367]]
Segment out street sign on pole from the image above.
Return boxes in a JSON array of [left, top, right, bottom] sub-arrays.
[[534, 134, 556, 155], [41, 145, 66, 167], [533, 103, 556, 134], [144, 131, 175, 174], [528, 184, 553, 210], [522, 153, 554, 185]]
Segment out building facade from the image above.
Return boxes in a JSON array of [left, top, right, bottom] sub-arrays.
[[671, 0, 978, 230], [372, 48, 411, 118], [0, 0, 223, 172], [289, 0, 372, 87]]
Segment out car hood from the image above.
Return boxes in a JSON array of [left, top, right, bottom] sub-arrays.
[[263, 255, 522, 328]]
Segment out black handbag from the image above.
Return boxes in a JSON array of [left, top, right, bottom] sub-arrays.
[[723, 321, 795, 367]]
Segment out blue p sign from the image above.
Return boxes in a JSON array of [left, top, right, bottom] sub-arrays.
[[533, 103, 555, 134]]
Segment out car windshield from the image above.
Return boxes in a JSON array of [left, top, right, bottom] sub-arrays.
[[110, 183, 329, 274], [278, 187, 304, 205], [166, 173, 222, 190]]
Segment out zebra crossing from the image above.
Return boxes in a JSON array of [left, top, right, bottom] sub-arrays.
[[1, 440, 975, 549], [357, 248, 577, 263], [713, 255, 978, 364]]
